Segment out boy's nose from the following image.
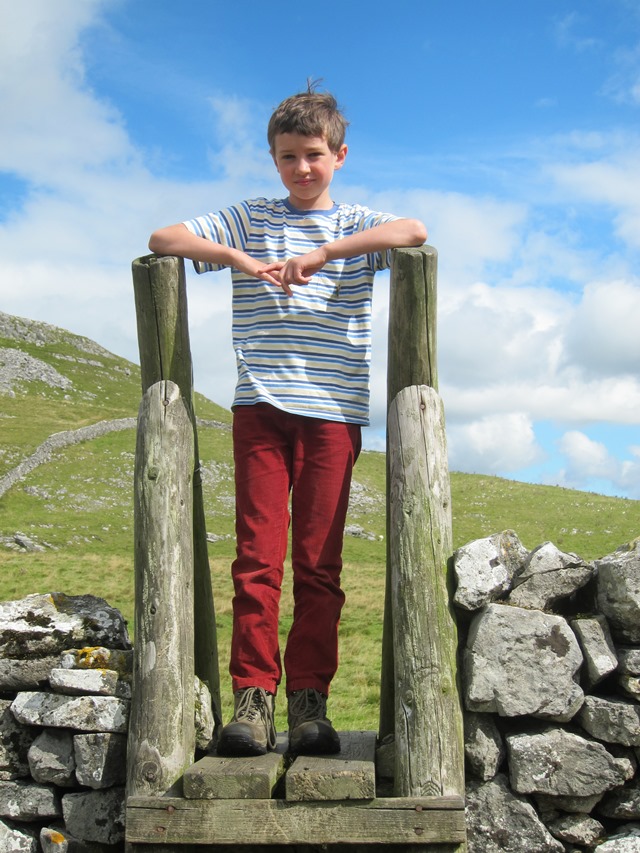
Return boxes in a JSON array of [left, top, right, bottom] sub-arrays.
[[295, 159, 311, 174]]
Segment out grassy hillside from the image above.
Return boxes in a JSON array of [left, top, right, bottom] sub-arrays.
[[1, 311, 639, 729]]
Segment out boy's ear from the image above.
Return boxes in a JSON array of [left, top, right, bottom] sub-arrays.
[[334, 144, 348, 171]]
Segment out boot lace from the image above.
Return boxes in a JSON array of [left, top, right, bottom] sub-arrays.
[[288, 688, 329, 727], [235, 687, 277, 749]]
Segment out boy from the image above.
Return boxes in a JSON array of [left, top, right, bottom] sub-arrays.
[[148, 88, 426, 757]]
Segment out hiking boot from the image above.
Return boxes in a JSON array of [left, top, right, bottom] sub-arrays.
[[217, 687, 277, 756], [287, 688, 340, 755]]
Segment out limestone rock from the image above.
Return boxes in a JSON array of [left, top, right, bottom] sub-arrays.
[[594, 823, 640, 851], [73, 734, 126, 789], [61, 788, 125, 845], [578, 696, 640, 746], [466, 774, 564, 852], [194, 677, 215, 752], [618, 647, 640, 676], [0, 780, 61, 820], [506, 727, 632, 797], [0, 658, 58, 692], [0, 700, 35, 780], [570, 615, 618, 688], [49, 668, 127, 698], [40, 824, 113, 852], [27, 731, 76, 787], [453, 530, 528, 611], [463, 604, 584, 720], [464, 711, 505, 781], [599, 780, 640, 819], [0, 820, 38, 852], [0, 594, 131, 659], [546, 813, 604, 847], [620, 674, 640, 699], [508, 542, 595, 611], [597, 540, 640, 643], [40, 826, 68, 853], [536, 791, 605, 815], [11, 692, 129, 734]]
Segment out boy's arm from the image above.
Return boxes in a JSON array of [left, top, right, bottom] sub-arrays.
[[148, 223, 282, 287], [258, 218, 427, 292]]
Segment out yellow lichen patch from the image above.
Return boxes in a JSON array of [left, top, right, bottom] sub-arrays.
[[62, 646, 133, 680], [46, 830, 66, 844], [77, 647, 111, 668]]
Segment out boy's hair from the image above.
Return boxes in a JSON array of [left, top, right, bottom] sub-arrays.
[[268, 88, 348, 153]]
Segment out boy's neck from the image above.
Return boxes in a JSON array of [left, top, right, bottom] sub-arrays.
[[287, 192, 335, 212]]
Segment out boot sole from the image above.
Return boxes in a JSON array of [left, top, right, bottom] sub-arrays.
[[217, 735, 268, 757]]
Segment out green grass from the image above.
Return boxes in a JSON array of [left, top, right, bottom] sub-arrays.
[[2, 314, 639, 732]]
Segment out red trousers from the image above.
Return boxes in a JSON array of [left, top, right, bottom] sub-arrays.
[[230, 403, 361, 696]]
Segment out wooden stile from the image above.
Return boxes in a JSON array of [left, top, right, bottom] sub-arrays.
[[379, 246, 439, 743], [132, 254, 221, 727], [126, 247, 466, 850], [380, 245, 466, 849], [388, 385, 463, 799], [127, 380, 196, 797]]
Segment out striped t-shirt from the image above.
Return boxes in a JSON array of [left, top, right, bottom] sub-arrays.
[[184, 197, 397, 425]]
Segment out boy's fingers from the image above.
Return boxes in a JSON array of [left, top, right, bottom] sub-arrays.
[[256, 270, 286, 290]]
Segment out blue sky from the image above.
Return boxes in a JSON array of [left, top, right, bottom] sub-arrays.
[[1, 0, 639, 498]]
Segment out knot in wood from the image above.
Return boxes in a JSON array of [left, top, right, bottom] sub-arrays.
[[404, 689, 414, 705], [147, 466, 159, 480], [142, 761, 159, 782]]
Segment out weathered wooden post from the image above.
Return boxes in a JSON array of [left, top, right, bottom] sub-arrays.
[[380, 246, 465, 806], [132, 254, 221, 726], [127, 380, 195, 797]]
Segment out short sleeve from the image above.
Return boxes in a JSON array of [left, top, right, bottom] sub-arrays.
[[353, 207, 399, 272], [183, 201, 253, 274]]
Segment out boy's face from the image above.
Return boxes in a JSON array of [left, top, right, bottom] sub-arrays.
[[271, 133, 347, 210]]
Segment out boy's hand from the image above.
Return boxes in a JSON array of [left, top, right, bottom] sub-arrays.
[[259, 247, 328, 297]]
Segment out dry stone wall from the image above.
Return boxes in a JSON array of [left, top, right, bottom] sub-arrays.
[[456, 533, 640, 852], [0, 593, 132, 852]]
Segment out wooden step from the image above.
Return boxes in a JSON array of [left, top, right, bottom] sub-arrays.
[[286, 730, 376, 801], [126, 793, 467, 847], [183, 730, 377, 802], [183, 733, 288, 799]]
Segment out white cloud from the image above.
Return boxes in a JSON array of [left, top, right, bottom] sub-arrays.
[[564, 279, 640, 377], [447, 413, 542, 474], [0, 0, 135, 186], [555, 430, 640, 498], [548, 147, 640, 250], [361, 188, 527, 283], [439, 281, 567, 389]]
